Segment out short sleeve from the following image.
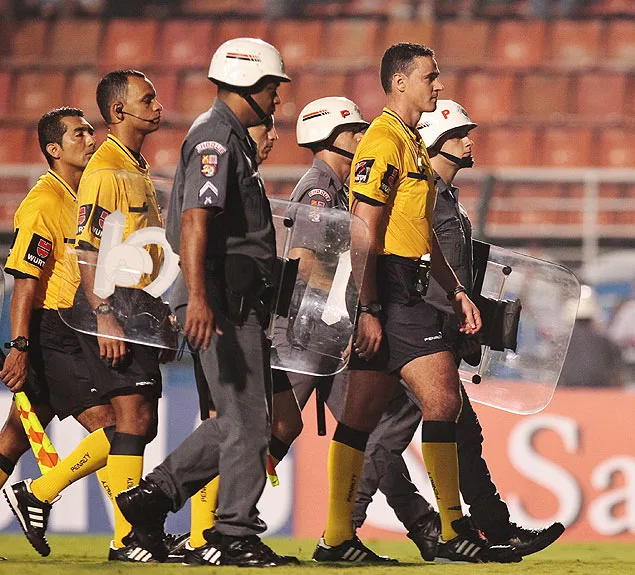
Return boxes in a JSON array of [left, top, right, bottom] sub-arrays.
[[5, 204, 55, 279], [76, 170, 120, 250], [297, 187, 336, 210], [350, 133, 401, 205], [182, 139, 231, 212]]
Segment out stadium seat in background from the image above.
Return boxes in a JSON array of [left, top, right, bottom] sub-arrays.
[[210, 19, 269, 54], [575, 73, 627, 120], [478, 126, 537, 166], [9, 20, 47, 63], [320, 19, 380, 69], [178, 72, 217, 123], [293, 71, 348, 111], [518, 73, 569, 120], [460, 72, 516, 123], [605, 20, 635, 69], [0, 126, 27, 164], [148, 72, 178, 117], [275, 80, 296, 124], [49, 20, 102, 66], [143, 128, 188, 175], [540, 127, 593, 167], [270, 20, 325, 71], [101, 19, 158, 69], [491, 20, 546, 69], [379, 20, 434, 56], [265, 124, 313, 165], [548, 20, 602, 69], [438, 20, 490, 68], [0, 72, 10, 119], [157, 20, 213, 69], [350, 71, 384, 120], [437, 71, 459, 101], [0, 178, 31, 232], [598, 128, 635, 168], [68, 70, 102, 123], [12, 72, 66, 121], [343, 0, 414, 17], [180, 0, 240, 14]]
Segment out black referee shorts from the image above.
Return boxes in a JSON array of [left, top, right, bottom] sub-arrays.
[[348, 254, 451, 374], [26, 309, 110, 420]]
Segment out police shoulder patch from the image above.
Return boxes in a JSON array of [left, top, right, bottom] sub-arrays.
[[77, 204, 93, 236], [195, 141, 227, 155], [307, 188, 332, 203], [24, 233, 53, 269], [90, 206, 110, 239], [354, 159, 375, 184]]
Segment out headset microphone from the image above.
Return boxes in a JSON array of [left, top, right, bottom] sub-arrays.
[[121, 110, 158, 124]]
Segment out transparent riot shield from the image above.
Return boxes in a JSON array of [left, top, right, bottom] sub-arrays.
[[268, 198, 369, 376], [459, 241, 580, 414], [58, 169, 181, 350]]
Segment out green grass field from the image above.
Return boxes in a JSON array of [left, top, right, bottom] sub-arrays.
[[0, 536, 634, 574]]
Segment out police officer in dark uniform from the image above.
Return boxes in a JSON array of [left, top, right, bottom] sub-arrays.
[[115, 38, 298, 567], [352, 100, 565, 559]]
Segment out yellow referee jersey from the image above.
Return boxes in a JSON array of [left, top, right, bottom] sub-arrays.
[[76, 134, 162, 287], [349, 107, 436, 259], [5, 170, 79, 310]]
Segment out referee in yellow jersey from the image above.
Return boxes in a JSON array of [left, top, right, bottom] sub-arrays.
[[313, 44, 518, 564]]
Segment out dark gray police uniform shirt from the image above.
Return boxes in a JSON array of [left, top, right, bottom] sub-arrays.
[[166, 98, 276, 282], [424, 170, 473, 316], [290, 157, 348, 211]]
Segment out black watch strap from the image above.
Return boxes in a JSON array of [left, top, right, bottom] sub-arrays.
[[447, 285, 467, 301], [360, 302, 382, 317], [4, 336, 29, 352]]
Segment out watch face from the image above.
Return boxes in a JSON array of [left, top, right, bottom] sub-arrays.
[[12, 337, 28, 352]]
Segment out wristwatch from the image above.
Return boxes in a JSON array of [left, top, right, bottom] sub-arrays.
[[447, 285, 467, 301], [360, 302, 382, 317], [94, 303, 114, 316], [4, 336, 29, 352]]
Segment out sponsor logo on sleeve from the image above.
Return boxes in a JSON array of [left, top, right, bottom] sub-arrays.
[[90, 206, 110, 239], [195, 141, 227, 155], [24, 233, 52, 269], [77, 204, 93, 235], [380, 164, 400, 195], [307, 188, 332, 203], [201, 154, 218, 177], [354, 159, 374, 184]]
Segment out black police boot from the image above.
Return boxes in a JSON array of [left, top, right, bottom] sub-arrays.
[[407, 511, 441, 561], [488, 521, 565, 557]]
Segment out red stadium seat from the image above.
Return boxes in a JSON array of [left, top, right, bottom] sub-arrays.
[[605, 21, 635, 68], [157, 20, 213, 69], [343, 0, 413, 17], [598, 128, 635, 168], [270, 20, 325, 71], [293, 71, 348, 112], [350, 71, 384, 121], [101, 19, 158, 69], [181, 0, 236, 14], [379, 20, 434, 56], [265, 124, 312, 166], [438, 20, 490, 68], [148, 73, 179, 119], [0, 126, 27, 164], [548, 21, 602, 69], [211, 20, 269, 54], [68, 71, 102, 125], [49, 20, 102, 66], [143, 128, 188, 175], [492, 21, 546, 69], [274, 80, 296, 124], [321, 19, 380, 68], [178, 72, 217, 123], [12, 72, 67, 122], [10, 20, 47, 63], [479, 126, 537, 167], [0, 72, 10, 119], [460, 72, 516, 123], [539, 127, 592, 167], [575, 73, 627, 120], [518, 73, 569, 119]]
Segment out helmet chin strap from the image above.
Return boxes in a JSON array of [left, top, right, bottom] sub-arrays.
[[439, 151, 474, 169], [243, 93, 268, 123], [327, 144, 355, 161]]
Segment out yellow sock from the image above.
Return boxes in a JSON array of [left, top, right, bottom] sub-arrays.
[[31, 428, 110, 504], [96, 467, 113, 502], [324, 440, 365, 546], [0, 469, 9, 490], [190, 477, 219, 548], [420, 441, 462, 541], [108, 453, 143, 548]]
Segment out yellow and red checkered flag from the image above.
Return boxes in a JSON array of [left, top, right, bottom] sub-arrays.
[[14, 391, 59, 474]]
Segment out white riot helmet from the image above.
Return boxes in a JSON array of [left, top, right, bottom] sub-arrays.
[[208, 37, 290, 88], [297, 97, 369, 160], [417, 100, 477, 168]]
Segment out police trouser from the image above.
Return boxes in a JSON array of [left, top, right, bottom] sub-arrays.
[[352, 382, 511, 536], [149, 308, 272, 537]]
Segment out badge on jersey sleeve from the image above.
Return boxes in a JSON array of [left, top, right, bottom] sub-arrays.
[[380, 164, 400, 195], [24, 233, 53, 269], [90, 206, 110, 239], [77, 204, 93, 236], [354, 159, 374, 184]]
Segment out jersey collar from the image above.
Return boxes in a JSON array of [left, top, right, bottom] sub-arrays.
[[106, 134, 150, 172], [382, 108, 422, 142], [48, 169, 76, 200]]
